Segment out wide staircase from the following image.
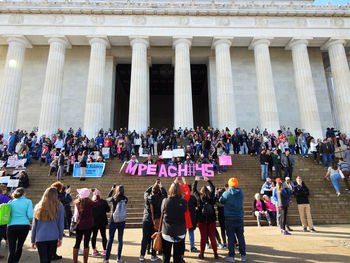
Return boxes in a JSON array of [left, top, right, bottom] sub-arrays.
[[23, 155, 350, 228]]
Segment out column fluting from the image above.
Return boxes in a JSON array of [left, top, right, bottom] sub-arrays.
[[173, 38, 194, 129], [38, 37, 70, 137], [83, 37, 108, 138], [251, 38, 280, 133], [0, 36, 31, 134]]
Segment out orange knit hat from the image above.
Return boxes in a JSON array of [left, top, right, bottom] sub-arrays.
[[228, 178, 238, 188]]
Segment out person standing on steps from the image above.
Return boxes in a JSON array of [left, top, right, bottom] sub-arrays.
[[281, 149, 295, 180], [276, 181, 291, 235], [79, 150, 88, 181], [219, 178, 247, 263], [31, 187, 65, 263], [57, 149, 65, 182], [72, 188, 100, 263], [104, 185, 128, 263], [0, 184, 11, 260]]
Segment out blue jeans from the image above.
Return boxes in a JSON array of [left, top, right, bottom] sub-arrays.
[[105, 222, 125, 260], [289, 145, 296, 155], [330, 173, 341, 193], [225, 142, 230, 154], [204, 149, 209, 159], [188, 229, 195, 248], [225, 217, 246, 257], [301, 144, 308, 157], [261, 164, 268, 180], [322, 154, 332, 167], [242, 142, 248, 154]]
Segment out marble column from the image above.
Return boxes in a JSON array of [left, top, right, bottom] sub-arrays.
[[38, 37, 70, 137], [128, 37, 149, 134], [207, 56, 218, 128], [288, 39, 323, 139], [250, 38, 280, 133], [83, 37, 109, 138], [0, 36, 31, 134], [173, 37, 193, 129], [212, 38, 236, 131], [323, 39, 350, 135]]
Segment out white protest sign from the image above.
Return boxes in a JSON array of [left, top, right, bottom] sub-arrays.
[[0, 176, 10, 184], [162, 150, 173, 159], [173, 149, 185, 157], [7, 179, 19, 188]]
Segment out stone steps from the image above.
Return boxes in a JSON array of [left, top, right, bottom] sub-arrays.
[[21, 155, 350, 228]]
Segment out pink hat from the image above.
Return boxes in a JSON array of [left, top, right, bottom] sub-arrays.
[[159, 155, 163, 159], [148, 155, 152, 158], [94, 188, 101, 196], [77, 188, 90, 199], [200, 154, 204, 158], [131, 155, 136, 159]]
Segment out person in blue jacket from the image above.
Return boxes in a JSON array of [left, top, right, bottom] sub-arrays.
[[219, 178, 247, 263], [7, 187, 33, 263]]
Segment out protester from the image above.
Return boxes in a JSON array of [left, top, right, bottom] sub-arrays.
[[105, 185, 128, 263], [72, 188, 99, 263], [219, 178, 247, 262], [193, 176, 218, 259], [79, 151, 88, 181], [161, 182, 187, 263], [7, 187, 33, 263], [31, 187, 65, 263], [281, 150, 295, 180], [91, 189, 110, 257], [0, 184, 11, 259]]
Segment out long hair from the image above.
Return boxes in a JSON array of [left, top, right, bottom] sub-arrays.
[[114, 185, 125, 199], [34, 187, 60, 222], [276, 182, 283, 191], [168, 183, 182, 198], [331, 160, 338, 171], [12, 187, 25, 199], [200, 186, 211, 200]]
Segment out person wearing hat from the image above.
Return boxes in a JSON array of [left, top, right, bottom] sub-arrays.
[[91, 189, 110, 257], [219, 178, 247, 262], [143, 155, 154, 165], [72, 188, 100, 263], [260, 178, 273, 197]]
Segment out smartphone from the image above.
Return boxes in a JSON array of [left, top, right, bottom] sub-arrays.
[[113, 184, 117, 188]]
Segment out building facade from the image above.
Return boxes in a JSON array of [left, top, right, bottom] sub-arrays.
[[0, 0, 349, 139]]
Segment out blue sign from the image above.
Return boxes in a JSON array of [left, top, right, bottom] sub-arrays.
[[73, 162, 105, 178]]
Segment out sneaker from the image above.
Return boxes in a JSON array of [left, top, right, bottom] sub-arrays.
[[191, 247, 199, 253], [283, 231, 292, 235], [78, 249, 83, 255], [214, 253, 219, 259], [223, 244, 228, 249], [257, 224, 261, 227], [103, 260, 109, 263], [117, 259, 123, 263], [218, 243, 224, 249], [303, 227, 307, 232], [224, 256, 235, 262], [198, 254, 204, 259], [91, 250, 99, 256], [309, 228, 317, 233], [241, 255, 248, 262], [336, 192, 341, 197], [280, 230, 284, 234], [151, 256, 160, 262], [139, 256, 145, 262]]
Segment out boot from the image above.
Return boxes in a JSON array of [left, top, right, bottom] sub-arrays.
[[83, 248, 89, 263], [73, 248, 79, 263]]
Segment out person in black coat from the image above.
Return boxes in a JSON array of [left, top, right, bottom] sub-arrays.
[[91, 189, 110, 256], [294, 177, 316, 232], [187, 184, 198, 252], [193, 176, 218, 260]]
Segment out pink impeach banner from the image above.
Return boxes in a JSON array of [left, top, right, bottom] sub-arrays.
[[219, 155, 232, 166]]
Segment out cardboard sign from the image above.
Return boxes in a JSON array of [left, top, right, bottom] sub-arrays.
[[7, 179, 19, 188], [162, 150, 173, 159], [73, 162, 105, 178], [173, 149, 185, 157], [102, 147, 110, 159], [6, 158, 27, 168], [219, 155, 232, 166], [0, 176, 10, 184]]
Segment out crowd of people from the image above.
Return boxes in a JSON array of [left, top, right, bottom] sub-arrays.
[[0, 125, 349, 263]]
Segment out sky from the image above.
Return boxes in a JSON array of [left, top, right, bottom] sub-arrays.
[[313, 0, 350, 5]]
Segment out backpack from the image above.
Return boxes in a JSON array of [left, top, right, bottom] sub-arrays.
[[201, 201, 214, 218], [113, 199, 127, 223], [0, 203, 11, 225]]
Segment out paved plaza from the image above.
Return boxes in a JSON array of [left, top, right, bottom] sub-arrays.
[[1, 224, 349, 263]]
